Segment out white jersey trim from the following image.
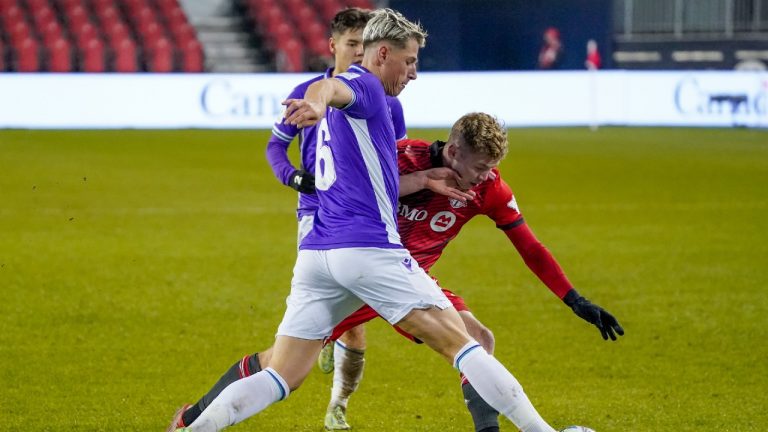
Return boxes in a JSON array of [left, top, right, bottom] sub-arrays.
[[271, 126, 294, 143], [345, 115, 401, 245]]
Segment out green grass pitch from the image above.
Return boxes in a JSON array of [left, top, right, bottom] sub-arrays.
[[1, 127, 766, 431]]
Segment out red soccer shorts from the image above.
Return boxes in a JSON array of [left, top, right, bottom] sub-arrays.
[[329, 287, 469, 343]]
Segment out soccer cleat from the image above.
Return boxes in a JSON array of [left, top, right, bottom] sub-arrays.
[[559, 426, 596, 432], [317, 342, 335, 374], [166, 404, 192, 432], [324, 405, 351, 430]]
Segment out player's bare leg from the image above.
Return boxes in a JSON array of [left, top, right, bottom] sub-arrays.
[[396, 307, 558, 432], [325, 324, 366, 430], [459, 311, 500, 432], [183, 336, 321, 432]]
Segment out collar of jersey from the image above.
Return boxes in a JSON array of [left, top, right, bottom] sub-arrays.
[[430, 140, 446, 167], [347, 64, 370, 74]]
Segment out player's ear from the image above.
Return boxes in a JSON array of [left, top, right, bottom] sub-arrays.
[[377, 44, 389, 63], [328, 37, 337, 55]]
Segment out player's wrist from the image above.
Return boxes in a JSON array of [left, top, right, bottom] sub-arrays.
[[562, 288, 582, 307]]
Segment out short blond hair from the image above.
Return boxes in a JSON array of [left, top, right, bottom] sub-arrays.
[[363, 8, 427, 49], [448, 113, 508, 160]]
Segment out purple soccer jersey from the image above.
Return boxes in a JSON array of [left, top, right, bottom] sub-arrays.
[[300, 64, 403, 250], [266, 68, 406, 220]]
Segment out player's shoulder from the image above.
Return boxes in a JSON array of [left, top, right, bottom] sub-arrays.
[[386, 95, 403, 109], [397, 138, 431, 151]]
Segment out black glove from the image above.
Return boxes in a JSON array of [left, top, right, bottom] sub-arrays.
[[564, 289, 624, 341], [288, 169, 316, 194]]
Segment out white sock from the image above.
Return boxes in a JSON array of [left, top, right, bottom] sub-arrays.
[[454, 341, 556, 432], [329, 340, 365, 409], [189, 367, 290, 432]]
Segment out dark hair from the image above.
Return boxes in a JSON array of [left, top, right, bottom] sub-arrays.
[[330, 7, 371, 36]]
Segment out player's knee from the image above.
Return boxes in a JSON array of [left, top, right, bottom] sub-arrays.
[[340, 324, 366, 350], [475, 325, 495, 354]]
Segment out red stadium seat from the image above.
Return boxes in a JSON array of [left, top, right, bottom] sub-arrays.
[[307, 35, 329, 57], [275, 38, 303, 72], [93, 5, 121, 26], [318, 0, 344, 23], [147, 37, 174, 72], [0, 39, 6, 71], [80, 37, 106, 72], [9, 21, 32, 43], [26, 0, 51, 10], [112, 37, 138, 72], [163, 6, 188, 28], [138, 21, 165, 45], [31, 5, 56, 28], [180, 38, 203, 72], [90, 0, 114, 10], [283, 0, 307, 16], [346, 0, 373, 10], [294, 5, 321, 29], [104, 22, 131, 43], [14, 37, 41, 71], [59, 0, 85, 10], [0, 0, 20, 12], [72, 22, 98, 47], [301, 20, 326, 45], [41, 20, 63, 44], [47, 37, 73, 72], [63, 5, 90, 29], [169, 22, 197, 45]]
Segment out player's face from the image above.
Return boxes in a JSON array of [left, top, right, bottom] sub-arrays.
[[379, 38, 419, 96], [448, 145, 500, 190], [330, 29, 364, 72]]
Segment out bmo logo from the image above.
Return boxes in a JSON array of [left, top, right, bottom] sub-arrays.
[[430, 211, 456, 232]]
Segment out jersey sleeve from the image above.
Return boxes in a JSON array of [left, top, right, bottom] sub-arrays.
[[267, 84, 304, 186], [266, 136, 295, 186], [387, 96, 407, 140], [396, 139, 428, 175], [272, 84, 303, 144], [335, 72, 386, 120], [482, 171, 525, 230]]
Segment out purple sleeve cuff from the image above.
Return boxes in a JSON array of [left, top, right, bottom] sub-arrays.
[[266, 136, 296, 186]]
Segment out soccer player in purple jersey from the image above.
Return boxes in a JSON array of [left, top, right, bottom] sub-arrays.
[[166, 9, 469, 432], [172, 9, 574, 432], [266, 8, 408, 247]]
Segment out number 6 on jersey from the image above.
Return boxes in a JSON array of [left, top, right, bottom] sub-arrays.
[[314, 118, 336, 191]]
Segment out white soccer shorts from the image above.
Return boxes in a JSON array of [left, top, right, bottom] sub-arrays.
[[276, 247, 453, 340]]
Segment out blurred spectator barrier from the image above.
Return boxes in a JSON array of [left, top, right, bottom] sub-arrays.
[[0, 71, 766, 129]]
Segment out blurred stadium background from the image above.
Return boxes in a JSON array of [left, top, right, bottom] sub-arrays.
[[1, 0, 767, 73], [1, 1, 767, 431]]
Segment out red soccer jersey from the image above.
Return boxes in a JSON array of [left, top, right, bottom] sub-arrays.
[[397, 139, 573, 299], [397, 139, 523, 272]]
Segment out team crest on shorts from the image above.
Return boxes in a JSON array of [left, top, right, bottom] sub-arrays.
[[401, 257, 414, 271], [449, 198, 467, 209]]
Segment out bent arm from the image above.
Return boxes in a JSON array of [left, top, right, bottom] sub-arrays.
[[266, 136, 296, 186]]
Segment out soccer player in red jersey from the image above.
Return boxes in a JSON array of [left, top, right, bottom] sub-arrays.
[[320, 112, 623, 432]]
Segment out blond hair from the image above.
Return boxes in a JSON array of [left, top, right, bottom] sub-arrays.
[[449, 113, 508, 160], [363, 8, 427, 49]]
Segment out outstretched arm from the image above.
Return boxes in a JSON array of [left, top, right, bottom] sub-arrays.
[[506, 223, 624, 341]]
